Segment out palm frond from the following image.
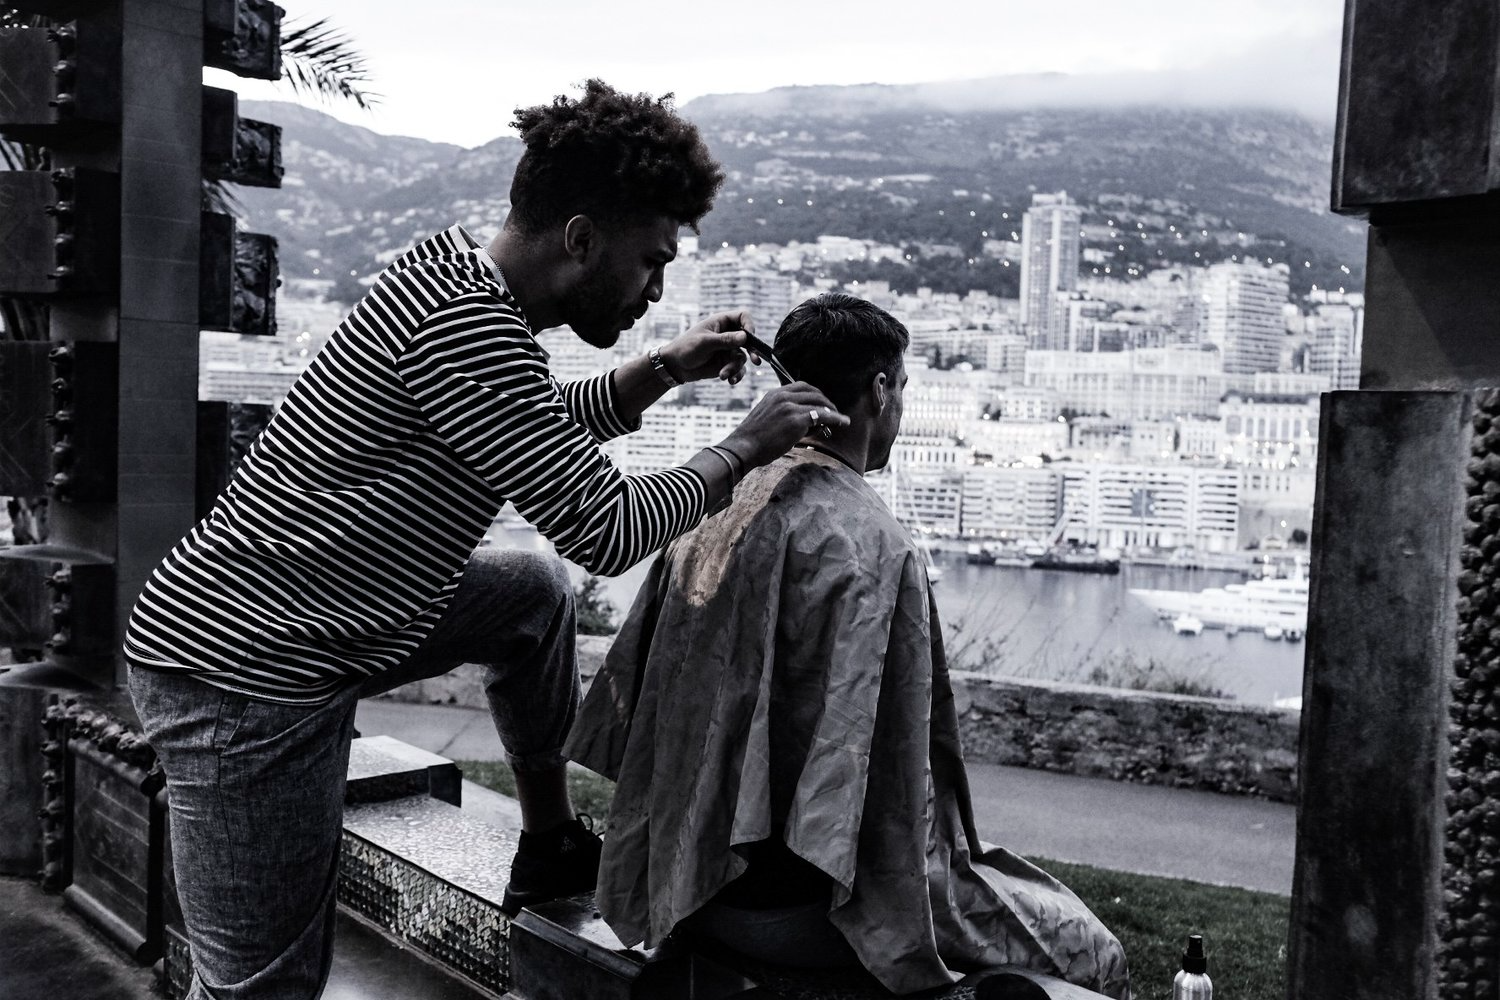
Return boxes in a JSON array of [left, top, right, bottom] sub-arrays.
[[280, 17, 379, 111]]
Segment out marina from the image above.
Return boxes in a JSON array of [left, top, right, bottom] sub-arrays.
[[921, 555, 1307, 707], [488, 516, 1307, 707], [486, 512, 1308, 707]]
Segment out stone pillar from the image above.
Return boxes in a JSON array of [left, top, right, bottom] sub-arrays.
[[1290, 392, 1467, 998], [0, 0, 282, 897], [1291, 1, 1500, 997]]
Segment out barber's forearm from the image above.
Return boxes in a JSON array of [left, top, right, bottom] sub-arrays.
[[610, 355, 673, 424], [682, 447, 736, 512]]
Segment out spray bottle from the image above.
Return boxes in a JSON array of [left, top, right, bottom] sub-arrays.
[[1172, 934, 1212, 999]]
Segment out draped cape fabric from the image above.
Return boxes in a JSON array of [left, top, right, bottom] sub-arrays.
[[566, 450, 1130, 998]]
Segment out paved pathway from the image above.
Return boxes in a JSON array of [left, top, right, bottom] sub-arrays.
[[355, 698, 1297, 895]]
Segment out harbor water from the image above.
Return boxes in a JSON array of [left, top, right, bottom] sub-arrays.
[[491, 522, 1306, 708], [923, 554, 1305, 707]]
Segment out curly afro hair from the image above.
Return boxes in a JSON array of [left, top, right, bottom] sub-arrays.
[[507, 79, 725, 236]]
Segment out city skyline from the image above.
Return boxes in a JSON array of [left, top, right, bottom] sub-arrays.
[[209, 0, 1348, 148]]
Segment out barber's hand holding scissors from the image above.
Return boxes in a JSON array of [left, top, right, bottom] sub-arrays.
[[655, 309, 761, 384], [657, 308, 847, 467]]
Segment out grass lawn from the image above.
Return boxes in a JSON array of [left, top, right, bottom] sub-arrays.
[[456, 760, 1288, 999]]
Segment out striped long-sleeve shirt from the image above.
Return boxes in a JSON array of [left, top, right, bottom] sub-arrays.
[[124, 225, 707, 704]]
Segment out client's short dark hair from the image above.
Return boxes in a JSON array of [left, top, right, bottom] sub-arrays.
[[772, 293, 910, 411], [507, 79, 725, 235]]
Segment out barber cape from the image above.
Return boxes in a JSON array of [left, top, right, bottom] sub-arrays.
[[566, 449, 1130, 997]]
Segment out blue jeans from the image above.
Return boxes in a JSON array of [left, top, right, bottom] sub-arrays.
[[128, 548, 578, 1000]]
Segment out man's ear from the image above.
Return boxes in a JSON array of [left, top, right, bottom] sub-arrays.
[[871, 371, 889, 414], [562, 215, 599, 265]]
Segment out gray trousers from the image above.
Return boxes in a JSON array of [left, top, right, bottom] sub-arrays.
[[128, 548, 578, 1000]]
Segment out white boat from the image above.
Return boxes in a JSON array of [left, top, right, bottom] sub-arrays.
[[1172, 614, 1204, 636], [1263, 624, 1284, 640], [1129, 575, 1308, 634]]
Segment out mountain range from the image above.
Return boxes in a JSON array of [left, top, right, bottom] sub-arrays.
[[238, 86, 1366, 304]]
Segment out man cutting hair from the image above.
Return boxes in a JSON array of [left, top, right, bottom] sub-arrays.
[[124, 80, 847, 1000]]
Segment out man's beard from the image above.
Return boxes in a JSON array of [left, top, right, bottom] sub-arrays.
[[567, 264, 629, 348]]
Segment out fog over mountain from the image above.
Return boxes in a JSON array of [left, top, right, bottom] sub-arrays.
[[238, 73, 1363, 303]]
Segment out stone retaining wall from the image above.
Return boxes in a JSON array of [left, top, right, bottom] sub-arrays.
[[949, 671, 1300, 803], [376, 635, 1302, 804]]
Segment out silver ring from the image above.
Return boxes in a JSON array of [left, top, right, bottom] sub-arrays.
[[809, 408, 821, 426]]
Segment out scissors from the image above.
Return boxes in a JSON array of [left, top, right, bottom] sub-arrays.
[[741, 331, 833, 439]]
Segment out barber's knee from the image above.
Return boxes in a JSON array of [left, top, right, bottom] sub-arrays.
[[513, 550, 574, 611]]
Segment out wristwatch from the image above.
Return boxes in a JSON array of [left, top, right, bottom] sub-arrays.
[[649, 347, 680, 388]]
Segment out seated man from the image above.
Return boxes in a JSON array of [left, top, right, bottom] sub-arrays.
[[565, 293, 1130, 998]]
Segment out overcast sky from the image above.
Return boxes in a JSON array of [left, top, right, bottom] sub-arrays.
[[207, 0, 1347, 149]]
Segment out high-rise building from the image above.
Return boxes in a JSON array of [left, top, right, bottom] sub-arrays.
[[600, 405, 749, 476], [1307, 300, 1364, 390], [1220, 389, 1321, 469], [1019, 192, 1082, 351], [1061, 463, 1241, 551], [698, 255, 797, 326], [1023, 347, 1225, 420], [900, 367, 1005, 439], [976, 331, 1028, 376], [1200, 261, 1290, 380], [960, 466, 1062, 539]]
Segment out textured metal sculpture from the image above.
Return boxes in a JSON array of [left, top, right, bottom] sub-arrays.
[[1444, 389, 1500, 998]]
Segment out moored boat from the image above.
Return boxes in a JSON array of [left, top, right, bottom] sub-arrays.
[[1129, 575, 1308, 634], [1172, 614, 1204, 636], [1032, 545, 1122, 575]]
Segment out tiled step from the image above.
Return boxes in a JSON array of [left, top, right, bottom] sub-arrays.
[[338, 737, 1112, 1000]]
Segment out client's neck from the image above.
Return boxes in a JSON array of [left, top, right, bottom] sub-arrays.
[[797, 425, 870, 475]]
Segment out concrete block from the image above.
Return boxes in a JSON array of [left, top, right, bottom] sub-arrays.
[[347, 735, 462, 807]]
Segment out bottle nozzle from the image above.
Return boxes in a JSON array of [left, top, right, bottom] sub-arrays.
[[1182, 934, 1208, 974]]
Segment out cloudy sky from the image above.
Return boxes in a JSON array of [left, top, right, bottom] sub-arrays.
[[209, 0, 1347, 149]]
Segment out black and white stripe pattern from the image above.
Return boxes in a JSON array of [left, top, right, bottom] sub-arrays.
[[124, 225, 705, 703]]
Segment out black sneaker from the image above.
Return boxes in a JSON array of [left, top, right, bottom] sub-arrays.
[[501, 814, 603, 916]]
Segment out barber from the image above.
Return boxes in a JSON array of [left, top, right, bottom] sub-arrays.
[[123, 78, 846, 1000]]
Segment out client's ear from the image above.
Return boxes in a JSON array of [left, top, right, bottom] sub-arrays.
[[871, 371, 889, 414]]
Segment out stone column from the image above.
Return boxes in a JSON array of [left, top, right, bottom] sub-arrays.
[[1291, 1, 1500, 997]]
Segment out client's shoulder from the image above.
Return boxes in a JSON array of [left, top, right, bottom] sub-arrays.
[[753, 451, 912, 549]]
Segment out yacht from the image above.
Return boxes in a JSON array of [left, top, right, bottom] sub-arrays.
[[1172, 614, 1205, 636], [1129, 575, 1309, 633]]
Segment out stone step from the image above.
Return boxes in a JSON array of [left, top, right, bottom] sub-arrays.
[[340, 793, 516, 995], [338, 738, 1114, 1000], [347, 733, 463, 806]]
